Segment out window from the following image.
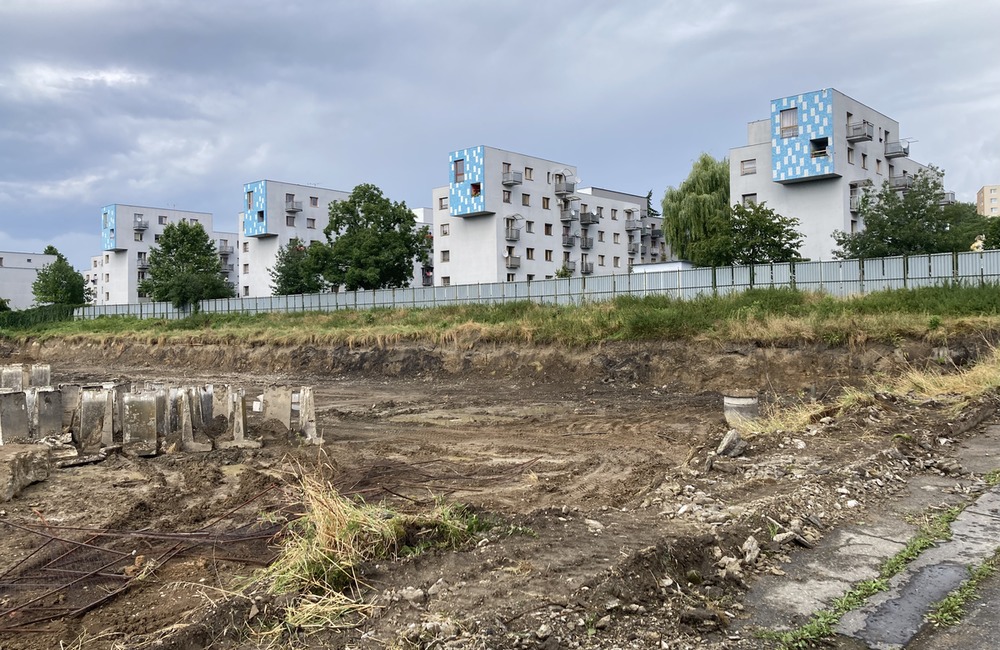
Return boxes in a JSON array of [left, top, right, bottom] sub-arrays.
[[527, 274, 534, 282], [440, 223, 450, 236], [158, 215, 167, 225], [441, 276, 451, 286], [134, 232, 143, 241], [525, 221, 534, 233], [522, 193, 530, 207], [286, 215, 296, 226], [596, 206, 603, 217], [310, 196, 319, 207], [613, 256, 621, 268], [303, 218, 314, 229], [453, 159, 465, 183], [991, 188, 997, 194], [243, 286, 250, 297], [740, 159, 757, 175], [246, 191, 253, 210], [470, 182, 481, 197], [506, 273, 516, 282], [526, 248, 535, 260], [503, 190, 511, 203], [438, 196, 448, 210], [105, 254, 109, 263], [598, 230, 605, 242], [809, 137, 829, 158], [598, 254, 605, 266], [876, 159, 883, 175], [851, 219, 858, 233], [257, 210, 265, 222], [242, 264, 249, 274], [742, 194, 758, 206], [243, 242, 249, 252], [861, 153, 868, 169], [104, 274, 109, 282], [847, 148, 855, 164], [545, 249, 553, 261], [154, 234, 161, 243], [542, 197, 550, 209], [92, 260, 97, 268], [611, 209, 618, 220], [189, 218, 198, 224], [580, 203, 588, 212], [780, 108, 798, 138], [613, 233, 620, 244], [441, 250, 450, 262], [544, 223, 553, 236], [502, 162, 511, 174], [524, 167, 533, 180], [992, 198, 998, 204]]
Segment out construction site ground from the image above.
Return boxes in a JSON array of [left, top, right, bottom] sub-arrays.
[[0, 337, 998, 649]]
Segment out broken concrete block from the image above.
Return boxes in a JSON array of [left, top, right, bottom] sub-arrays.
[[0, 391, 29, 444], [167, 387, 181, 433], [212, 384, 230, 425], [29, 364, 51, 388], [59, 384, 81, 430], [155, 388, 168, 435], [200, 385, 213, 427], [24, 389, 37, 438], [0, 444, 51, 501], [263, 386, 292, 431], [180, 390, 211, 452], [29, 388, 63, 439], [298, 386, 321, 446], [78, 388, 112, 452], [123, 392, 158, 456], [1, 365, 24, 391], [220, 391, 260, 449]]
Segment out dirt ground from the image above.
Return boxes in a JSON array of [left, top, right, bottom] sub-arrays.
[[0, 337, 996, 649]]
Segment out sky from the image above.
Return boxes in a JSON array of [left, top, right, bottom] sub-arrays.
[[0, 0, 998, 270]]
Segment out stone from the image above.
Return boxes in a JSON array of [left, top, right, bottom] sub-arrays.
[[399, 587, 427, 605], [0, 444, 50, 502], [0, 391, 29, 444], [298, 386, 321, 445], [717, 430, 748, 458], [741, 535, 760, 565], [122, 392, 158, 456], [595, 615, 611, 629]]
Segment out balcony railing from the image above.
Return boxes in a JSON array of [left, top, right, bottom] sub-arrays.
[[627, 243, 639, 254], [560, 209, 579, 222], [422, 275, 433, 287], [285, 200, 303, 212], [846, 120, 874, 142], [505, 228, 520, 241], [625, 219, 640, 231], [650, 228, 663, 238], [850, 194, 862, 212], [133, 220, 148, 231], [505, 255, 521, 269], [554, 181, 575, 195], [502, 171, 523, 186], [641, 245, 648, 255], [580, 262, 594, 275], [885, 141, 910, 158], [136, 260, 150, 270], [889, 175, 914, 191], [562, 235, 577, 247], [579, 211, 598, 225], [221, 264, 235, 272], [579, 236, 594, 250], [562, 260, 576, 272], [218, 245, 235, 255], [939, 191, 956, 205]]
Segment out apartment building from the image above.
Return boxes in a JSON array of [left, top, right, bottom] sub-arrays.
[[730, 88, 945, 261], [978, 185, 1000, 217], [0, 250, 58, 310], [432, 146, 663, 286], [92, 205, 238, 305], [238, 180, 433, 297]]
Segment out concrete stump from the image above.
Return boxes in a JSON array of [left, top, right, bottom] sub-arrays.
[[29, 364, 51, 388], [34, 388, 63, 438], [24, 389, 37, 439], [167, 387, 181, 433], [1, 365, 24, 391], [78, 388, 112, 452], [298, 387, 321, 445], [180, 390, 211, 452], [0, 391, 29, 445], [186, 387, 203, 431], [123, 392, 158, 456], [220, 391, 260, 449], [263, 386, 292, 430], [212, 384, 230, 425], [155, 388, 169, 435], [200, 385, 214, 427], [723, 390, 759, 428], [59, 384, 82, 430]]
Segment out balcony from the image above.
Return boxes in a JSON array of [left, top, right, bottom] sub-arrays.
[[885, 141, 909, 158], [850, 194, 862, 212], [505, 227, 521, 241], [580, 262, 594, 275], [133, 220, 148, 231], [285, 200, 303, 212], [641, 225, 652, 237], [554, 181, 576, 196], [562, 260, 576, 273], [889, 175, 914, 192], [136, 259, 150, 270], [641, 245, 648, 255], [939, 191, 956, 205], [579, 211, 599, 225], [218, 245, 235, 255], [422, 275, 433, 287], [579, 236, 594, 250], [505, 255, 521, 269], [502, 171, 523, 186], [221, 263, 235, 272], [650, 228, 663, 239], [627, 243, 639, 254], [562, 235, 577, 248], [625, 219, 640, 231], [846, 120, 874, 142], [560, 208, 579, 222]]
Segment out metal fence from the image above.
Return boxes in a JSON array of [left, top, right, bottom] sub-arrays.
[[74, 250, 1000, 321]]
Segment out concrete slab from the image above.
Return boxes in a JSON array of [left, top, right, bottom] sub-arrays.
[[1, 365, 24, 391], [0, 444, 50, 502], [24, 389, 37, 438], [33, 388, 63, 438], [219, 391, 260, 449], [199, 385, 213, 427], [263, 386, 292, 430], [180, 390, 211, 452], [59, 384, 81, 430], [212, 384, 230, 425], [29, 363, 50, 388], [186, 387, 203, 431], [0, 391, 29, 444], [168, 387, 180, 433], [122, 392, 158, 456], [77, 388, 112, 452], [155, 388, 168, 435], [298, 386, 321, 445]]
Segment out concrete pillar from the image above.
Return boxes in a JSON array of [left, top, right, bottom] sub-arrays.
[[186, 387, 203, 431], [155, 388, 169, 435], [167, 387, 181, 433], [78, 388, 112, 452], [123, 392, 158, 456], [723, 390, 760, 428], [220, 389, 261, 449], [212, 384, 229, 426], [298, 386, 321, 445], [29, 364, 51, 388], [59, 384, 82, 430], [34, 388, 63, 438], [24, 389, 37, 439], [1, 365, 24, 391], [180, 390, 211, 452], [0, 391, 29, 445], [263, 386, 292, 430], [111, 383, 129, 444], [200, 385, 214, 427]]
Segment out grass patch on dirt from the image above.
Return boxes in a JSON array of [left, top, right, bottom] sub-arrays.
[[7, 284, 1000, 347], [251, 475, 492, 637]]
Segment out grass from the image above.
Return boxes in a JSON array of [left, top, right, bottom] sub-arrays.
[[6, 284, 1000, 347], [250, 475, 494, 636], [761, 506, 963, 648], [925, 548, 1000, 627]]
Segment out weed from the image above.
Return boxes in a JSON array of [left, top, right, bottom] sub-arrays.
[[926, 549, 999, 627], [984, 469, 1000, 487]]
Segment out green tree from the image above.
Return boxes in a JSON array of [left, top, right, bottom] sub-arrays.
[[833, 167, 974, 258], [0, 296, 10, 312], [317, 183, 432, 291], [32, 245, 92, 305], [139, 220, 234, 308], [730, 202, 804, 265], [661, 154, 730, 266], [270, 238, 327, 295]]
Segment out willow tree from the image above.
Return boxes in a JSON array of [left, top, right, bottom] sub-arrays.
[[661, 154, 731, 266]]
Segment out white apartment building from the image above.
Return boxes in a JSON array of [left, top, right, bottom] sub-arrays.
[[238, 180, 433, 297], [432, 146, 663, 286], [0, 251, 58, 310], [730, 88, 944, 261], [92, 205, 238, 305], [978, 185, 999, 217]]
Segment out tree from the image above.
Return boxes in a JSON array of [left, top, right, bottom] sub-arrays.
[[833, 167, 977, 258], [32, 245, 92, 305], [730, 202, 804, 265], [661, 154, 730, 266], [0, 296, 10, 312], [316, 183, 432, 291], [269, 238, 327, 295], [139, 220, 235, 308]]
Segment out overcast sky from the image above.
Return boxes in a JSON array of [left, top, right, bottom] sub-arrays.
[[1, 0, 998, 270]]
